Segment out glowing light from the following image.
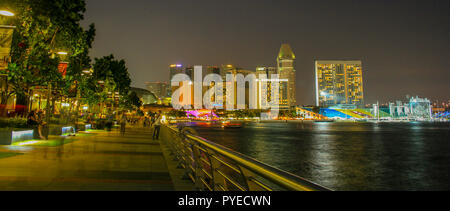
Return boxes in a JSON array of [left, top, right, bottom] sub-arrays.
[[14, 141, 42, 146], [170, 64, 176, 68], [185, 109, 219, 119], [0, 10, 15, 16], [62, 103, 70, 107], [11, 130, 34, 144], [62, 126, 74, 136], [56, 51, 68, 55], [82, 106, 88, 110], [82, 69, 92, 74], [176, 64, 182, 67]]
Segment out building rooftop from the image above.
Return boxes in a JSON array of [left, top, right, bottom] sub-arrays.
[[278, 44, 296, 60]]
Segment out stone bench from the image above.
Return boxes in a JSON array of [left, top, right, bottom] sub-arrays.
[[0, 129, 34, 145]]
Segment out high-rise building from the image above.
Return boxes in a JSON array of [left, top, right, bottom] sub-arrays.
[[315, 60, 364, 107], [219, 65, 255, 110], [169, 64, 184, 82], [277, 44, 296, 109], [145, 81, 170, 99], [256, 67, 277, 109]]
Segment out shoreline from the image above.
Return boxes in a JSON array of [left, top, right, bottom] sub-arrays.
[[172, 119, 449, 124]]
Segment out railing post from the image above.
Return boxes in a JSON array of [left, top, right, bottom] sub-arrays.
[[161, 125, 331, 191]]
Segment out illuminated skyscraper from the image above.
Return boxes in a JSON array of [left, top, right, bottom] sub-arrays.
[[277, 44, 296, 109], [256, 67, 277, 109], [220, 65, 254, 110], [315, 60, 364, 107], [169, 64, 184, 82], [145, 81, 170, 99]]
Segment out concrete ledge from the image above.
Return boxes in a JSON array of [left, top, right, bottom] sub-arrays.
[[47, 125, 75, 136], [76, 124, 92, 132], [0, 129, 34, 145], [159, 138, 196, 191]]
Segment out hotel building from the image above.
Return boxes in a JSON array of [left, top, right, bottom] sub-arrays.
[[315, 60, 364, 107]]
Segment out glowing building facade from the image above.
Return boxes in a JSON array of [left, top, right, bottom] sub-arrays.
[[255, 67, 277, 109], [169, 64, 184, 81], [389, 96, 432, 120], [315, 60, 364, 107], [277, 44, 296, 109]]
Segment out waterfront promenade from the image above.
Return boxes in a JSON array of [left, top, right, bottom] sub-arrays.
[[0, 127, 194, 191]]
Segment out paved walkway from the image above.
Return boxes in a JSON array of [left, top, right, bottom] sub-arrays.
[[0, 127, 176, 190]]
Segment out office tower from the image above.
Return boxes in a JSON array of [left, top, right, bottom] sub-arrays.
[[169, 64, 184, 82], [277, 44, 296, 109], [217, 65, 256, 110], [315, 60, 364, 107], [256, 67, 277, 109], [145, 81, 170, 99]]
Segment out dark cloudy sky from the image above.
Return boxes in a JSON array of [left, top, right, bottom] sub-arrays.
[[81, 0, 450, 105]]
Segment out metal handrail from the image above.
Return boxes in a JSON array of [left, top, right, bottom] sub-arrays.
[[161, 124, 331, 191]]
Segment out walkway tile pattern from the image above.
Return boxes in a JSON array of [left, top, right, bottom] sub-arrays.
[[0, 128, 174, 191]]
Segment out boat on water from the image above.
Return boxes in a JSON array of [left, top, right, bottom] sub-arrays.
[[221, 120, 244, 128]]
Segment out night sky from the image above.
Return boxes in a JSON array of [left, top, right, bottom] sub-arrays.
[[81, 0, 450, 105]]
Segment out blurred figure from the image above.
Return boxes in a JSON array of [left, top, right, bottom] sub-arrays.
[[143, 116, 149, 127], [27, 110, 46, 140], [152, 111, 162, 140], [106, 112, 113, 131], [27, 110, 38, 127], [37, 110, 48, 140], [120, 112, 127, 136], [86, 113, 93, 125]]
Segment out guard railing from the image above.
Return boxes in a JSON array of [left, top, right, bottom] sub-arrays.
[[161, 124, 331, 191]]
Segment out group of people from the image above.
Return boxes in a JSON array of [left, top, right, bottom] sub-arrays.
[[27, 110, 47, 140], [24, 109, 164, 140], [119, 111, 163, 140]]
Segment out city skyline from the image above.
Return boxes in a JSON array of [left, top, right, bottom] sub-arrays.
[[82, 0, 450, 105], [0, 0, 449, 195]]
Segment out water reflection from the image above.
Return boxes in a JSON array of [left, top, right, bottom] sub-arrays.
[[188, 121, 450, 190]]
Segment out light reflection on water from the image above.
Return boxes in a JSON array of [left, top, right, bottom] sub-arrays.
[[183, 121, 450, 190]]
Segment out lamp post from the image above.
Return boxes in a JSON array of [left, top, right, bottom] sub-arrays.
[[74, 69, 92, 131], [45, 51, 68, 125], [0, 10, 15, 116]]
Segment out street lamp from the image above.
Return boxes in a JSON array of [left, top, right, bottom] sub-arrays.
[[45, 50, 69, 125], [0, 9, 16, 117], [0, 10, 15, 17]]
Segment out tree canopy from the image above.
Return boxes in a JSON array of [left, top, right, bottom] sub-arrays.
[[1, 0, 136, 117]]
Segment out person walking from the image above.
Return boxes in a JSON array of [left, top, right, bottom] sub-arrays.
[[27, 110, 46, 140], [120, 113, 127, 136], [37, 110, 48, 140], [106, 112, 113, 131], [152, 111, 162, 140], [143, 116, 149, 127]]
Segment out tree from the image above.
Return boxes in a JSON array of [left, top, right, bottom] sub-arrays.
[[87, 55, 132, 114], [4, 0, 94, 116], [125, 91, 143, 110]]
